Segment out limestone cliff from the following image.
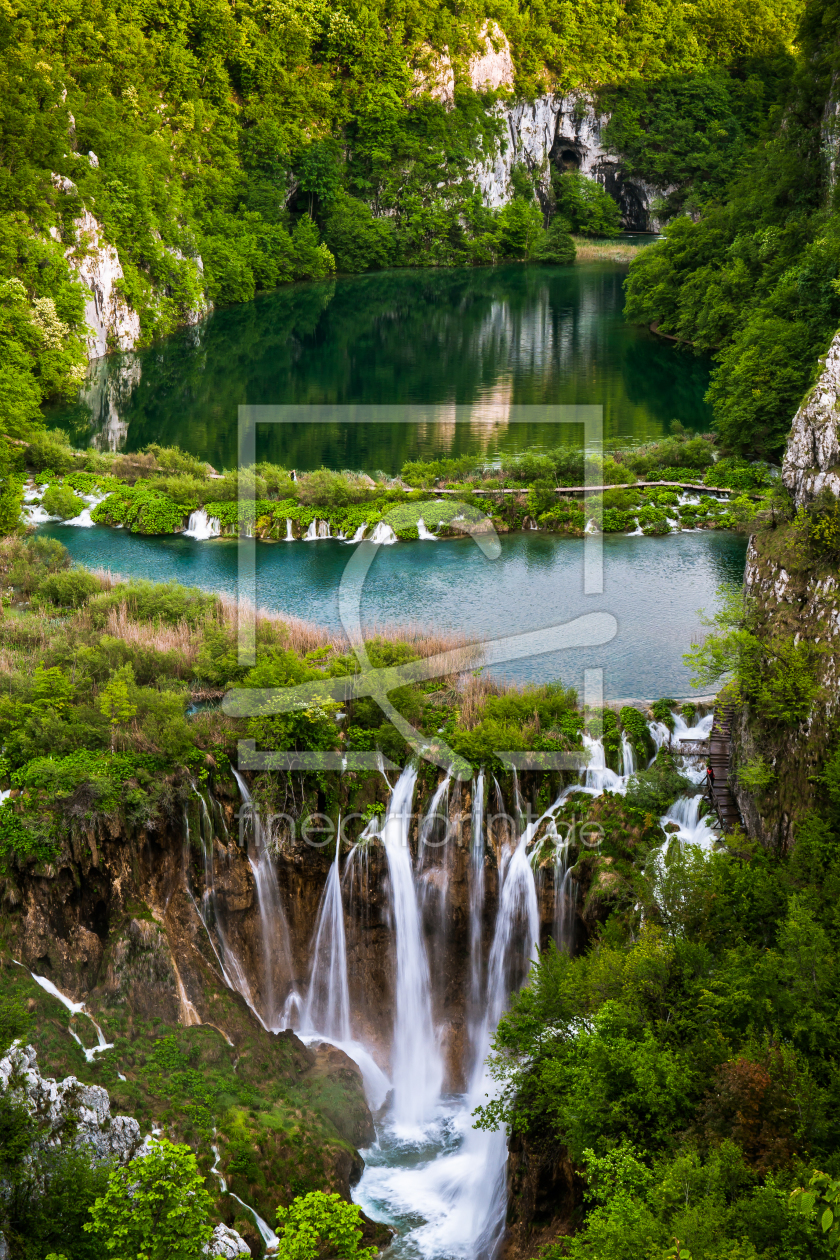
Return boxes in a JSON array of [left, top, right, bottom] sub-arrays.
[[782, 329, 840, 506], [50, 173, 210, 366], [732, 333, 840, 847], [474, 93, 670, 230]]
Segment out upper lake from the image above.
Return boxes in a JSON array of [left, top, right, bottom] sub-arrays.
[[50, 261, 713, 472]]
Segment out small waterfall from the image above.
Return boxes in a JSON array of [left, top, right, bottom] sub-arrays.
[[303, 827, 351, 1042], [661, 794, 718, 850], [417, 517, 438, 540], [368, 521, 398, 545], [232, 769, 293, 1029], [621, 733, 636, 778], [581, 734, 627, 795], [381, 765, 443, 1131], [345, 523, 367, 543], [418, 770, 451, 869], [184, 509, 221, 539], [16, 964, 114, 1061], [184, 793, 257, 1016], [285, 519, 294, 541], [303, 520, 318, 540], [317, 519, 331, 539]]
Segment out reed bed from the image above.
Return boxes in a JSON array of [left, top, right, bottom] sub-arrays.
[[573, 236, 651, 262]]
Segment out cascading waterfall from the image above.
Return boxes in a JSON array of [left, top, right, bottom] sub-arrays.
[[184, 509, 221, 539], [385, 828, 540, 1260], [303, 826, 351, 1042], [232, 769, 293, 1029], [183, 794, 257, 1017], [380, 765, 444, 1132], [468, 771, 486, 1023]]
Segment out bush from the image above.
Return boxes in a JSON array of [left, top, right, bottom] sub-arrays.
[[41, 483, 85, 519], [552, 171, 622, 236], [37, 569, 102, 607], [322, 194, 395, 272], [534, 217, 576, 264]]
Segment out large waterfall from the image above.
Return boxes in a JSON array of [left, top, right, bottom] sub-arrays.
[[381, 767, 445, 1132], [188, 707, 722, 1260]]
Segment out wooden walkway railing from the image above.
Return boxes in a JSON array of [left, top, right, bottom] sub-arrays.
[[706, 705, 742, 831]]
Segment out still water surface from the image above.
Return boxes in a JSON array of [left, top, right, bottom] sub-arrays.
[[50, 263, 712, 473], [44, 525, 746, 701]]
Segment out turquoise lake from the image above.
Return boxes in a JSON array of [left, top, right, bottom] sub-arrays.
[[44, 260, 736, 700]]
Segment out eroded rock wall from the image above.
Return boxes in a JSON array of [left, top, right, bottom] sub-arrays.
[[474, 93, 671, 230]]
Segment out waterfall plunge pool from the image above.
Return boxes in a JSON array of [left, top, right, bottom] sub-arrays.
[[40, 525, 747, 700]]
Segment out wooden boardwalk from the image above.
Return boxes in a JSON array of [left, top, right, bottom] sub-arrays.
[[707, 705, 742, 831]]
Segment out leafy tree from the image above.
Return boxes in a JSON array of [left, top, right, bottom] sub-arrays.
[[497, 197, 544, 258], [322, 195, 395, 272], [275, 1191, 376, 1260], [552, 171, 622, 236], [84, 1137, 214, 1260], [534, 217, 577, 264], [98, 664, 138, 751]]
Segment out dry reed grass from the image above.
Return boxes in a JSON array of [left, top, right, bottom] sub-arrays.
[[573, 236, 651, 263], [104, 603, 200, 671]]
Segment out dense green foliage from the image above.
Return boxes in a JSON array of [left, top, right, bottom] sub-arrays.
[[623, 0, 840, 459], [85, 1138, 214, 1260], [15, 433, 774, 544], [0, 0, 804, 444]]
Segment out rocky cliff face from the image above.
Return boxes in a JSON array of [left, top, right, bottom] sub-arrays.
[[782, 329, 840, 506], [50, 173, 209, 366], [734, 331, 840, 846], [474, 94, 670, 231]]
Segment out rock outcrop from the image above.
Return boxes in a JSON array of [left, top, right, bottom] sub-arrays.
[[473, 94, 670, 230], [205, 1223, 251, 1257], [0, 1040, 142, 1163], [68, 207, 143, 361], [782, 329, 840, 506]]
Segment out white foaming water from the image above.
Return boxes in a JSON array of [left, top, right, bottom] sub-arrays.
[[620, 732, 636, 778], [660, 794, 718, 851], [581, 733, 628, 795], [233, 770, 293, 1029], [417, 518, 438, 540], [17, 964, 114, 1061], [303, 828, 351, 1041], [369, 521, 398, 545], [228, 1192, 279, 1252], [381, 765, 444, 1133], [345, 523, 367, 543], [183, 509, 221, 539], [64, 492, 108, 528], [358, 830, 539, 1260], [468, 772, 485, 1029], [285, 519, 294, 541]]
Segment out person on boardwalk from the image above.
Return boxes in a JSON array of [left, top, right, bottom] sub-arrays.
[[706, 764, 715, 796]]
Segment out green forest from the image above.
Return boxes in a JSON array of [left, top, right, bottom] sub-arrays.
[[3, 0, 840, 1257], [0, 0, 816, 458]]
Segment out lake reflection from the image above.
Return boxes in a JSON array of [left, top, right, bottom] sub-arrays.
[[49, 263, 712, 474]]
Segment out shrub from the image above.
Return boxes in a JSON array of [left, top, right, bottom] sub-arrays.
[[534, 217, 576, 264], [552, 171, 622, 236], [41, 483, 85, 519], [36, 569, 102, 607]]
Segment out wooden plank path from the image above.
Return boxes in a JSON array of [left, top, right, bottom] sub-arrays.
[[707, 705, 742, 831]]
